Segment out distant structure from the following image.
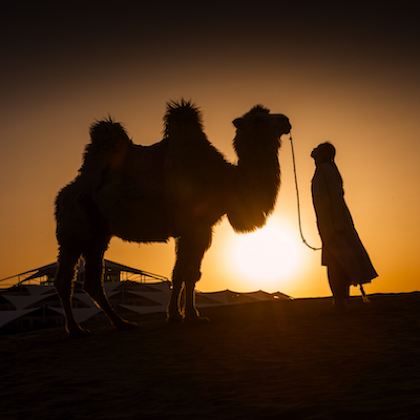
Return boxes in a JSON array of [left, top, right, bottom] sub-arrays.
[[0, 260, 290, 334], [0, 259, 169, 287]]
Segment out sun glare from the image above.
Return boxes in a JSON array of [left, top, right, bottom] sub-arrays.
[[227, 218, 304, 292]]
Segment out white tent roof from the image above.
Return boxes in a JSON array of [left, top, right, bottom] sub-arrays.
[[0, 309, 38, 329], [0, 281, 290, 332]]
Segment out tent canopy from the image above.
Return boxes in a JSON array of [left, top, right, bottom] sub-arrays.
[[0, 259, 170, 286]]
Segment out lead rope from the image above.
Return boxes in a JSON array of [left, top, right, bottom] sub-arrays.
[[289, 133, 322, 251], [289, 133, 369, 302], [360, 284, 370, 303]]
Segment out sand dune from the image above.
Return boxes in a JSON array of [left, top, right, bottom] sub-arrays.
[[2, 293, 420, 419]]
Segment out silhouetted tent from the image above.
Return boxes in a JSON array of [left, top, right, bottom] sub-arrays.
[[0, 260, 171, 333], [0, 295, 16, 311], [25, 293, 90, 309], [272, 291, 292, 300], [112, 280, 169, 293], [21, 262, 58, 284], [1, 289, 88, 311], [197, 289, 290, 305], [109, 291, 161, 307], [0, 262, 292, 334], [0, 307, 65, 333], [244, 290, 291, 301], [0, 259, 170, 287], [195, 293, 221, 306], [1, 285, 32, 296]]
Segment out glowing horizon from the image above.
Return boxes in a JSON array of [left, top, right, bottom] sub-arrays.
[[1, 3, 419, 298]]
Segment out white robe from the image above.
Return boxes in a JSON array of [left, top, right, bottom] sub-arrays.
[[311, 162, 378, 285]]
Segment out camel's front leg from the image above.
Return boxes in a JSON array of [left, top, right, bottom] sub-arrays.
[[184, 269, 205, 322], [168, 228, 211, 323], [167, 263, 184, 323]]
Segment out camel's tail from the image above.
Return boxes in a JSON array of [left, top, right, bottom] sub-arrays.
[[79, 117, 131, 174]]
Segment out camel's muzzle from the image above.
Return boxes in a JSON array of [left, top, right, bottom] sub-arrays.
[[271, 114, 292, 135]]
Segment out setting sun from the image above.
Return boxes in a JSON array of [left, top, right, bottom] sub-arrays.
[[226, 218, 304, 292]]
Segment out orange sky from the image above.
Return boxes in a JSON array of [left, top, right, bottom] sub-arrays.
[[1, 2, 419, 297]]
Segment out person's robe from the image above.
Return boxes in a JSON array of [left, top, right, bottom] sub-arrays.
[[311, 162, 378, 285]]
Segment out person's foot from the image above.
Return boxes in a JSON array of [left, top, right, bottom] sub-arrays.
[[361, 295, 371, 304], [166, 312, 184, 324], [184, 315, 210, 324], [333, 299, 347, 314], [67, 325, 91, 338], [113, 319, 138, 331]]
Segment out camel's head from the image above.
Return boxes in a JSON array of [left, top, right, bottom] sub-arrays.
[[232, 105, 291, 150], [228, 106, 290, 233]]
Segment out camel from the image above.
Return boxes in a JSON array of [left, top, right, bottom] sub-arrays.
[[54, 101, 291, 336]]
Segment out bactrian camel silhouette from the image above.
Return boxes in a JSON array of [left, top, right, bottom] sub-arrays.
[[54, 101, 291, 336]]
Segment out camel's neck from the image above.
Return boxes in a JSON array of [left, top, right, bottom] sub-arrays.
[[227, 137, 280, 233]]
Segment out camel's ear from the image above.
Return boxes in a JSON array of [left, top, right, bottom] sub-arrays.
[[233, 118, 243, 128]]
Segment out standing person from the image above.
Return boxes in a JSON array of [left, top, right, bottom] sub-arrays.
[[311, 142, 378, 310]]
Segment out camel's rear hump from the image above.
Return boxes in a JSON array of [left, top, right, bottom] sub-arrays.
[[79, 118, 132, 176]]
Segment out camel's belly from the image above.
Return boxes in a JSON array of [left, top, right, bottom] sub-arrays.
[[95, 184, 173, 243], [111, 212, 173, 243]]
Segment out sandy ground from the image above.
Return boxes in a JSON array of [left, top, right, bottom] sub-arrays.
[[1, 293, 420, 419]]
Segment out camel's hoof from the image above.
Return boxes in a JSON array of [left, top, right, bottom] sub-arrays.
[[114, 320, 138, 331], [166, 314, 184, 324], [184, 316, 210, 325], [67, 327, 91, 339]]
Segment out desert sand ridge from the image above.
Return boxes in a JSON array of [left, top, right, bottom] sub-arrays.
[[2, 292, 420, 419]]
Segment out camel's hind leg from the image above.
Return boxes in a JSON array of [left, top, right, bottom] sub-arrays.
[[167, 228, 211, 323], [55, 247, 88, 337], [83, 246, 137, 331], [167, 262, 185, 323]]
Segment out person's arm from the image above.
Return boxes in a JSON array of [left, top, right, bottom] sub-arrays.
[[319, 164, 347, 233]]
